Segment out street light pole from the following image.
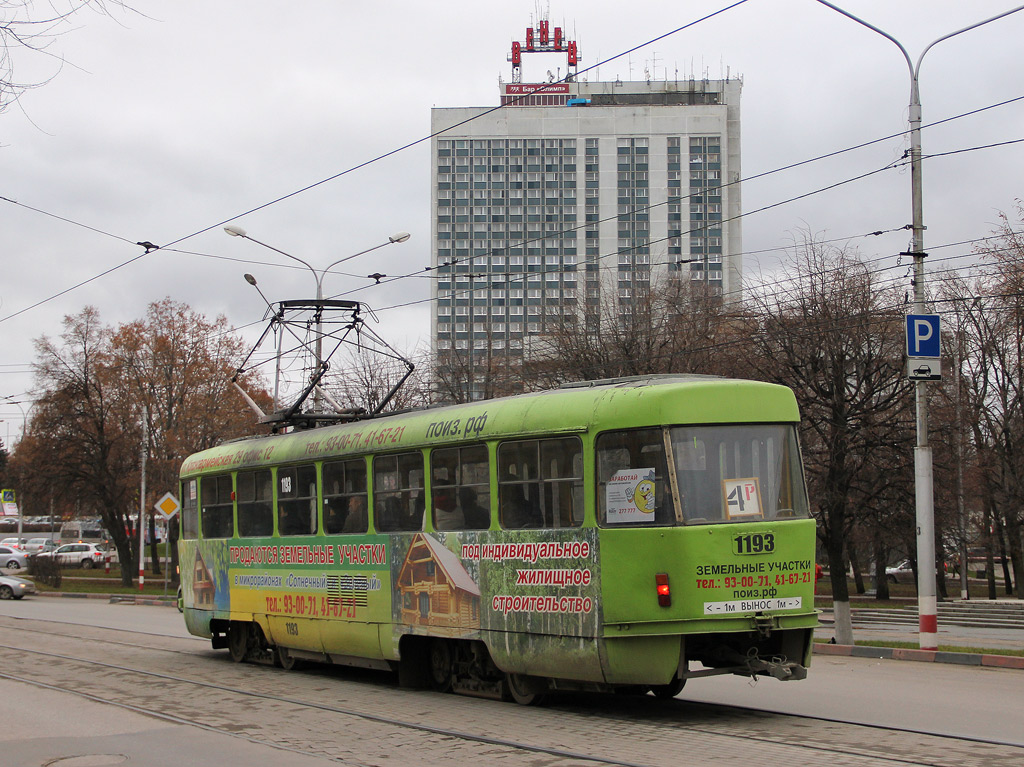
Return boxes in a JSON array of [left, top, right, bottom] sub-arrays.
[[1, 397, 28, 448], [815, 1, 1024, 650], [224, 226, 411, 414], [2, 397, 30, 544]]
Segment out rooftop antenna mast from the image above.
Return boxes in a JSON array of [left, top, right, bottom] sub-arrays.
[[508, 13, 581, 84]]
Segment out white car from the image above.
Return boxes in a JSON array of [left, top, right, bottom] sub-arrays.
[[23, 538, 57, 554], [0, 537, 27, 549], [0, 546, 28, 570], [0, 573, 36, 599], [39, 542, 106, 569], [885, 560, 915, 583]]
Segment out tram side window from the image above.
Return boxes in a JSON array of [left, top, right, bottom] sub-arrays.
[[596, 429, 678, 527], [498, 437, 583, 529], [181, 479, 198, 539], [237, 469, 273, 538], [277, 465, 318, 536], [373, 452, 425, 532], [430, 445, 490, 531], [323, 459, 368, 534], [201, 474, 234, 539]]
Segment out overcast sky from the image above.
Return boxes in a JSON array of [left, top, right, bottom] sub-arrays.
[[3, 0, 1023, 442]]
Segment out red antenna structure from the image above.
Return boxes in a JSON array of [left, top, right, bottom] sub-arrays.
[[508, 18, 581, 83]]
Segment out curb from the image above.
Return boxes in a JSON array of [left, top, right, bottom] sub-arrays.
[[813, 642, 1024, 669], [36, 592, 178, 607], [109, 596, 178, 607]]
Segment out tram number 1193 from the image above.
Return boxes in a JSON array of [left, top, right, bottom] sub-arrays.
[[734, 532, 775, 555]]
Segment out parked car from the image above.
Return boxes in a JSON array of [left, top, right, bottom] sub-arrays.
[[38, 542, 106, 569], [23, 538, 57, 554], [0, 546, 28, 570], [0, 573, 36, 599], [885, 560, 915, 583]]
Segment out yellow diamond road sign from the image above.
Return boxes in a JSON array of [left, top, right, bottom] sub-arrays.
[[155, 492, 181, 519]]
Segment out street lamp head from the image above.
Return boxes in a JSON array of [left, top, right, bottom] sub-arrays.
[[244, 273, 257, 286], [224, 225, 248, 238], [389, 232, 412, 244]]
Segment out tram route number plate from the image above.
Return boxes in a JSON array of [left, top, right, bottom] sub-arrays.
[[703, 597, 802, 615]]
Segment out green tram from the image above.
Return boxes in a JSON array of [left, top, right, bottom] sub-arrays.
[[178, 375, 818, 703]]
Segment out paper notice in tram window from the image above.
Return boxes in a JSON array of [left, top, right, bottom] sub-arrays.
[[606, 469, 657, 524], [722, 478, 763, 520]]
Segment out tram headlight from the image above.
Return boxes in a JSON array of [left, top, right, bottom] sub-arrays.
[[655, 573, 671, 607]]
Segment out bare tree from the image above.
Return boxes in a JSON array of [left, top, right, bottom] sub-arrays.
[[430, 338, 527, 405], [526, 274, 731, 388], [936, 207, 1024, 599], [745, 235, 913, 641], [2, 1, 127, 114], [328, 343, 430, 414]]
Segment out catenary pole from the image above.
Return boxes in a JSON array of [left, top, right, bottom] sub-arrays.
[[814, 0, 1024, 649], [139, 405, 147, 592]]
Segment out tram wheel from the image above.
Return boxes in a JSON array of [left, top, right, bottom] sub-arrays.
[[504, 673, 547, 706], [227, 622, 250, 663], [429, 639, 453, 692], [650, 676, 686, 699], [276, 646, 299, 671]]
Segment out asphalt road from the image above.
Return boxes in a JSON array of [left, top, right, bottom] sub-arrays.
[[0, 596, 1020, 761], [682, 653, 1022, 746]]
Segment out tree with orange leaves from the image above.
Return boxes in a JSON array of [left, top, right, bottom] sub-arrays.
[[17, 301, 269, 586]]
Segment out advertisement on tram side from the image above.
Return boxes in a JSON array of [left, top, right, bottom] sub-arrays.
[[180, 526, 601, 661]]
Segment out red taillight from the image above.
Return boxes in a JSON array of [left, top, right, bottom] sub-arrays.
[[655, 573, 671, 607]]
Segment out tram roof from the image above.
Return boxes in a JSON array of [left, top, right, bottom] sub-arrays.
[[180, 375, 799, 477]]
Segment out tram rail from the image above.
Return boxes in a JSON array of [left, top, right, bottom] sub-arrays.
[[0, 615, 1021, 767]]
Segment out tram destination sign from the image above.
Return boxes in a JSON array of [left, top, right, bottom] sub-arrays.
[[703, 597, 802, 615]]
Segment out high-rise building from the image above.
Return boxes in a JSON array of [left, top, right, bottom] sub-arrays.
[[430, 21, 741, 396]]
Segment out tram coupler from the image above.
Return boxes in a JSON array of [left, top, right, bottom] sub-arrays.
[[744, 652, 807, 681]]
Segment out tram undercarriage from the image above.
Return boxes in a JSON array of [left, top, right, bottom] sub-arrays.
[[209, 616, 810, 706]]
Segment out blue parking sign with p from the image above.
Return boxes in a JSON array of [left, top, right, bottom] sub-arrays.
[[906, 314, 940, 358]]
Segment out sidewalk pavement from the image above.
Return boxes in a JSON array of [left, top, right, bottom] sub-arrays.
[[814, 603, 1024, 669]]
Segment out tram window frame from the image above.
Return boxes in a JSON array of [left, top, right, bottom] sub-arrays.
[[373, 452, 425, 532], [237, 469, 273, 538], [277, 464, 318, 536], [429, 444, 491, 531], [181, 479, 199, 539], [323, 458, 368, 534], [200, 474, 234, 539], [497, 437, 583, 529], [595, 428, 678, 527], [669, 423, 809, 523]]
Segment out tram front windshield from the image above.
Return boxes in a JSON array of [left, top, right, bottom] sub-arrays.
[[596, 424, 808, 526]]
